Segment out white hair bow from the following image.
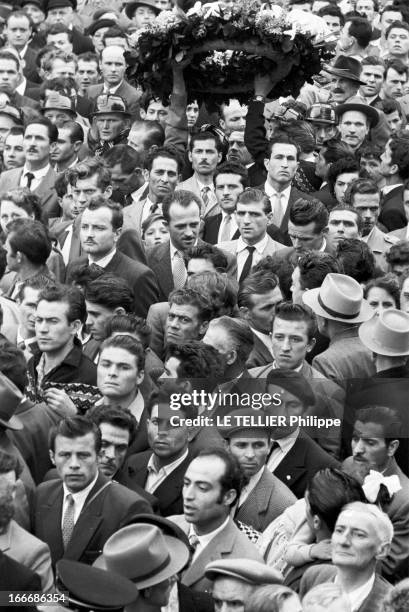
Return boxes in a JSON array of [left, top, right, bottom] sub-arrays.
[[363, 470, 402, 503]]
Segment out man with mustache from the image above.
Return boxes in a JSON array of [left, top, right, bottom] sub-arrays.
[[0, 118, 60, 220]]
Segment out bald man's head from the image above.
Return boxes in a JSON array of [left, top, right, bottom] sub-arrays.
[[101, 45, 126, 86]]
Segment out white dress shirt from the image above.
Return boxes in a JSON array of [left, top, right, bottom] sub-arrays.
[[145, 448, 189, 494], [188, 516, 230, 562], [141, 194, 162, 225], [61, 223, 74, 265], [236, 234, 268, 280], [126, 391, 145, 424], [264, 182, 292, 227], [61, 472, 99, 527], [217, 210, 238, 243], [267, 428, 300, 472], [88, 247, 116, 268], [335, 574, 375, 612], [15, 76, 27, 96], [19, 164, 51, 191], [103, 81, 123, 95]]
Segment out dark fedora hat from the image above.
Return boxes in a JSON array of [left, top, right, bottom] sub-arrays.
[[125, 0, 160, 19], [56, 560, 138, 610], [306, 103, 337, 125], [335, 96, 379, 128], [0, 372, 23, 431], [92, 94, 131, 118], [86, 18, 118, 37], [323, 55, 365, 85], [45, 0, 77, 12]]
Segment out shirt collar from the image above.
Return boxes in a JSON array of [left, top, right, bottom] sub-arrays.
[[15, 76, 27, 96], [147, 447, 189, 476], [264, 182, 292, 200], [382, 183, 402, 195], [196, 177, 214, 193], [335, 573, 375, 612], [189, 515, 230, 547], [272, 427, 300, 451], [62, 471, 99, 504], [22, 163, 51, 180], [237, 233, 268, 254], [88, 248, 116, 267]]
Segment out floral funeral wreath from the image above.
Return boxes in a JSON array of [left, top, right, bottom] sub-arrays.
[[125, 0, 335, 110]]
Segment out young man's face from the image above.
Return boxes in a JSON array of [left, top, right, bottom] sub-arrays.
[[97, 346, 142, 399]]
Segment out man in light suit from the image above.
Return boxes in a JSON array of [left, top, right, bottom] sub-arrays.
[[169, 448, 263, 593], [218, 188, 289, 284], [177, 131, 222, 218], [146, 190, 236, 302], [0, 118, 59, 219], [299, 503, 392, 612], [221, 408, 296, 532], [0, 451, 54, 593], [33, 416, 153, 567], [86, 46, 141, 120]]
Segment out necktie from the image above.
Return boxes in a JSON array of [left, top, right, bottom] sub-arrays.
[[62, 494, 75, 549], [150, 201, 160, 215], [25, 172, 35, 189], [173, 250, 187, 289], [219, 214, 232, 242], [239, 246, 256, 283], [201, 186, 211, 214], [273, 192, 285, 226], [188, 532, 200, 555]]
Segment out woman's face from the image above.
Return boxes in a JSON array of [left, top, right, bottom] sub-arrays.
[[0, 200, 32, 235], [366, 286, 396, 316], [144, 218, 169, 247]]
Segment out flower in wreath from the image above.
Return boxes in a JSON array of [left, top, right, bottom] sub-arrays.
[[285, 8, 331, 42], [154, 9, 182, 31], [255, 7, 285, 35]]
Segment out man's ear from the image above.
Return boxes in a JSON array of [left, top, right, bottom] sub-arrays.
[[104, 185, 113, 198], [71, 319, 82, 336], [199, 320, 209, 337], [375, 541, 390, 561], [387, 439, 399, 457], [188, 150, 193, 164], [136, 369, 144, 387], [223, 488, 237, 507], [73, 140, 82, 154], [239, 306, 250, 321], [306, 337, 316, 353], [49, 450, 55, 466], [263, 158, 269, 173], [140, 109, 146, 120]]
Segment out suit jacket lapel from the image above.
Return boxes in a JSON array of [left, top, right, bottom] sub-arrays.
[[37, 484, 64, 563], [153, 242, 174, 298]]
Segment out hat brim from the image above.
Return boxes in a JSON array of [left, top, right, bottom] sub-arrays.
[[0, 415, 23, 431], [86, 19, 117, 36], [94, 535, 189, 589], [358, 316, 409, 356], [125, 1, 160, 18], [306, 117, 337, 125], [323, 65, 365, 85], [302, 287, 374, 324], [92, 110, 131, 119], [335, 103, 379, 128]]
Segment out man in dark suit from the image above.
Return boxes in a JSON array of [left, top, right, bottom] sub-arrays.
[[3, 11, 41, 84], [265, 369, 339, 498], [86, 46, 140, 119], [33, 416, 153, 566], [146, 189, 236, 301], [45, 0, 94, 55], [378, 135, 409, 231], [66, 197, 159, 318], [299, 503, 392, 612], [122, 397, 192, 517], [0, 117, 60, 219]]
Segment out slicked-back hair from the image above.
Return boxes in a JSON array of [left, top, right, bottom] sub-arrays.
[[166, 340, 224, 379], [208, 316, 254, 364], [103, 314, 152, 349], [389, 134, 409, 180], [346, 17, 373, 49], [355, 405, 402, 443], [102, 144, 143, 174], [214, 161, 249, 188], [66, 157, 112, 191], [189, 130, 223, 153], [329, 204, 364, 234], [289, 198, 328, 232], [60, 120, 84, 144], [298, 251, 343, 290], [168, 288, 213, 323], [144, 144, 183, 173], [99, 333, 145, 372], [307, 468, 366, 532], [194, 448, 245, 506], [321, 139, 354, 165], [346, 178, 380, 205], [385, 20, 409, 40], [361, 54, 385, 70], [162, 189, 201, 224], [0, 50, 20, 71], [38, 284, 86, 324], [266, 133, 300, 160], [187, 272, 238, 318], [385, 240, 409, 266], [364, 273, 400, 309], [237, 270, 280, 310], [327, 158, 360, 197], [273, 301, 317, 341], [385, 58, 409, 78], [49, 416, 102, 453], [17, 274, 55, 304], [237, 188, 271, 214], [129, 120, 165, 150], [335, 237, 376, 283], [85, 274, 134, 313], [85, 195, 123, 231], [24, 117, 58, 144], [87, 405, 137, 447], [8, 219, 51, 266], [185, 243, 228, 272]]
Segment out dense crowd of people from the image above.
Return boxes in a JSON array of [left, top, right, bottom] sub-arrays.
[[0, 0, 409, 610]]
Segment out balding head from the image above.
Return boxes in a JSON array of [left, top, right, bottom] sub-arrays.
[[101, 46, 126, 86]]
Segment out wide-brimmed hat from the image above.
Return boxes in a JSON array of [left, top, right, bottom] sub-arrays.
[[302, 273, 374, 324], [94, 524, 189, 589], [86, 18, 118, 37], [125, 513, 190, 550], [92, 94, 131, 118], [0, 95, 23, 125], [0, 372, 23, 431], [56, 560, 138, 610], [41, 92, 76, 116], [359, 308, 409, 356], [125, 0, 160, 19], [323, 55, 365, 85], [335, 96, 379, 128], [306, 103, 337, 125], [205, 559, 283, 585]]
